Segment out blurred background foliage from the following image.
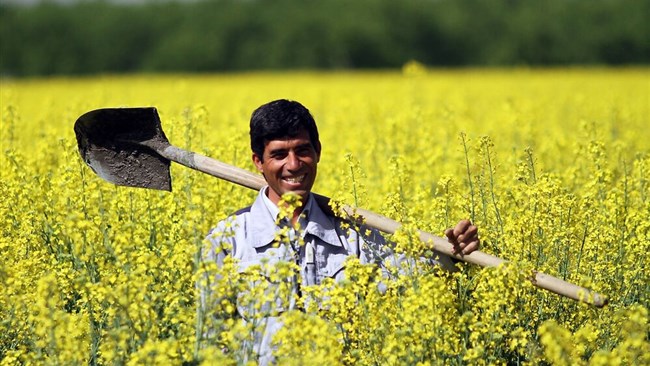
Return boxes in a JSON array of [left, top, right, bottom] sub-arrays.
[[0, 0, 648, 76]]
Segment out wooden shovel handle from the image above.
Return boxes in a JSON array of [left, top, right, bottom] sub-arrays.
[[161, 145, 608, 307], [344, 206, 608, 307]]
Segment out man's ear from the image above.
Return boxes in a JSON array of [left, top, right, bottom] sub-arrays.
[[252, 153, 264, 173]]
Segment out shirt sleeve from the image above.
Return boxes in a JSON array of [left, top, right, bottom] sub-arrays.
[[197, 217, 238, 345], [355, 223, 453, 293]]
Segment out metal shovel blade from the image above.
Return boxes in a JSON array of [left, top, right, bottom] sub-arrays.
[[74, 107, 172, 191]]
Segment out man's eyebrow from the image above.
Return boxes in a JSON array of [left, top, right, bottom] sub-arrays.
[[268, 142, 313, 154], [294, 142, 314, 150], [268, 147, 288, 155]]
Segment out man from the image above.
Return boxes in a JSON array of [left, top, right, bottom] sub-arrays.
[[201, 99, 479, 363]]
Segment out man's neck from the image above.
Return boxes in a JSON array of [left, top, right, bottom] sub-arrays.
[[286, 197, 308, 226], [262, 187, 309, 226]]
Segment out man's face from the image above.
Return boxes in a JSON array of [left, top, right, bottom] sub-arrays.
[[252, 129, 320, 205]]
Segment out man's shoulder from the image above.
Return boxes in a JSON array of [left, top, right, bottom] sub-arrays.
[[207, 205, 253, 236], [232, 205, 252, 217], [219, 204, 254, 226]]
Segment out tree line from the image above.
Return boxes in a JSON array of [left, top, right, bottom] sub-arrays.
[[1, 0, 648, 76]]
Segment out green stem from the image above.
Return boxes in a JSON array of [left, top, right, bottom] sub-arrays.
[[460, 133, 476, 222]]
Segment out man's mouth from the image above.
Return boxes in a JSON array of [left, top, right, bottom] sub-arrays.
[[283, 174, 306, 184]]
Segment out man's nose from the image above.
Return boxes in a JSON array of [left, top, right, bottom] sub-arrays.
[[286, 151, 301, 170]]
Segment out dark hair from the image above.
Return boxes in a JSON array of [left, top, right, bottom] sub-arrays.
[[250, 99, 321, 160]]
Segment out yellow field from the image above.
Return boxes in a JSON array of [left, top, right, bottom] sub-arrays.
[[1, 68, 648, 365]]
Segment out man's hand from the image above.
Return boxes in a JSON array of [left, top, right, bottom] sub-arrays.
[[444, 219, 480, 255]]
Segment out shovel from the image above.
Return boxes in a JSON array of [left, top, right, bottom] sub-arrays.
[[74, 107, 608, 307]]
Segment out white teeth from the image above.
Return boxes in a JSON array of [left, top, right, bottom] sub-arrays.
[[284, 175, 305, 183]]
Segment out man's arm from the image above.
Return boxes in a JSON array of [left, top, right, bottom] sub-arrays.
[[356, 219, 480, 272], [196, 220, 236, 347]]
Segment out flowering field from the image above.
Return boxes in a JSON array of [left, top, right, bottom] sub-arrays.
[[1, 68, 648, 365]]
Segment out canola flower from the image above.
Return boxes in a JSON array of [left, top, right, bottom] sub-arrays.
[[1, 69, 649, 365]]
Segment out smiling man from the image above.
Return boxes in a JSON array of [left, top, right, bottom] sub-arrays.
[[201, 99, 479, 363], [249, 102, 321, 222]]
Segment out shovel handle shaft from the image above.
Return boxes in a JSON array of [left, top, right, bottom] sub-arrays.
[[160, 145, 608, 307], [161, 145, 267, 190], [346, 206, 607, 307]]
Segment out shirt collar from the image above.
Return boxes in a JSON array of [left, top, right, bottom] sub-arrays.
[[260, 186, 281, 220], [249, 186, 343, 248], [259, 186, 312, 225]]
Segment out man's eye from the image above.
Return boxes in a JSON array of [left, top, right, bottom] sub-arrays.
[[296, 147, 313, 156]]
